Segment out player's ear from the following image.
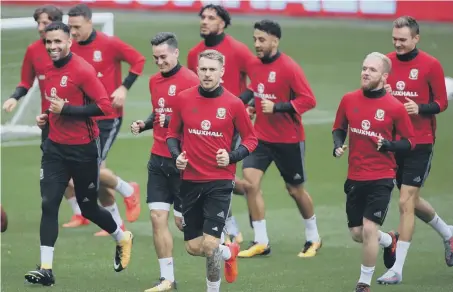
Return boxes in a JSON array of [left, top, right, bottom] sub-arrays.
[[382, 73, 389, 83], [272, 37, 279, 49], [174, 48, 180, 59], [220, 65, 225, 78], [68, 37, 72, 49], [413, 34, 420, 45]]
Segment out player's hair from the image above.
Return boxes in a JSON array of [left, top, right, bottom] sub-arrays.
[[44, 21, 70, 36], [198, 49, 224, 66], [150, 32, 178, 49], [199, 4, 231, 29], [254, 19, 282, 39], [68, 3, 92, 20], [393, 16, 420, 36], [33, 5, 63, 22], [365, 52, 392, 74]]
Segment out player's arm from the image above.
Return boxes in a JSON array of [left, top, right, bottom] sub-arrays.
[[229, 101, 258, 164], [166, 101, 183, 160], [378, 105, 415, 152], [10, 47, 36, 101], [418, 60, 449, 115], [139, 112, 156, 132], [61, 69, 113, 117], [332, 97, 349, 157], [112, 36, 146, 90], [275, 63, 316, 114]]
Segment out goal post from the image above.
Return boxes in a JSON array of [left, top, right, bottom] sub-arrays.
[[1, 13, 114, 141]]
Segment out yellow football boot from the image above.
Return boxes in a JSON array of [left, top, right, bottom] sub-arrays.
[[144, 278, 176, 291], [297, 239, 322, 258], [238, 241, 271, 258]]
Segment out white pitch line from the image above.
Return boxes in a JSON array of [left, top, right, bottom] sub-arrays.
[[1, 116, 334, 148]]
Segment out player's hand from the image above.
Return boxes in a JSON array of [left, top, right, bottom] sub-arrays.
[[49, 97, 66, 114], [404, 97, 419, 115], [111, 85, 127, 108], [216, 149, 230, 167], [36, 113, 48, 129], [246, 106, 256, 119], [376, 134, 392, 152], [159, 114, 166, 127], [384, 84, 392, 94], [130, 120, 145, 135], [3, 98, 18, 113], [176, 151, 188, 170], [334, 145, 348, 158], [261, 99, 275, 114]]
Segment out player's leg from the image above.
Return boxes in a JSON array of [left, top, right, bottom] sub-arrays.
[[98, 118, 141, 223], [355, 179, 393, 291], [145, 155, 178, 292], [61, 179, 90, 227], [94, 184, 126, 236], [410, 147, 453, 266], [25, 141, 69, 286], [68, 141, 133, 272], [273, 141, 321, 257], [238, 141, 273, 258]]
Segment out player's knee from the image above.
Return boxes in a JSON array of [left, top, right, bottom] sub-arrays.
[[98, 187, 115, 206], [361, 219, 378, 241], [185, 240, 202, 256], [285, 183, 305, 198], [41, 195, 59, 216], [202, 235, 220, 257], [174, 216, 183, 232], [349, 227, 363, 243], [150, 209, 169, 231], [399, 186, 418, 213]]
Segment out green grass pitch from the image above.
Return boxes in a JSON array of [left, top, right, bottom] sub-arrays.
[[1, 7, 452, 292]]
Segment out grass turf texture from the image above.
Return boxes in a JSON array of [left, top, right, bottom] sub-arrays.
[[1, 7, 453, 292]]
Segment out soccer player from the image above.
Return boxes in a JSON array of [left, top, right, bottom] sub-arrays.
[[1, 5, 88, 223], [237, 20, 321, 258], [24, 22, 133, 286], [333, 52, 415, 292], [377, 16, 451, 284], [187, 4, 256, 243], [63, 4, 145, 234], [166, 49, 257, 291], [130, 32, 198, 291]]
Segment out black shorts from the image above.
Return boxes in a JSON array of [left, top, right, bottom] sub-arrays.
[[40, 138, 101, 204], [181, 180, 234, 241], [344, 178, 394, 228], [395, 144, 433, 189], [97, 117, 123, 161], [243, 140, 307, 185], [147, 154, 182, 217]]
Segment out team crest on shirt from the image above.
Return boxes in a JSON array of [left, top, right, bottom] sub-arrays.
[[60, 76, 67, 87], [50, 87, 57, 98], [374, 109, 385, 121], [409, 68, 418, 80], [268, 71, 276, 83], [361, 120, 371, 131], [168, 85, 176, 96], [93, 50, 102, 62], [216, 107, 226, 119]]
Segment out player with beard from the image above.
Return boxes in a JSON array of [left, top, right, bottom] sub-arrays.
[[1, 5, 89, 226], [237, 20, 321, 259], [167, 49, 257, 292], [333, 52, 415, 292], [187, 4, 256, 244], [25, 22, 133, 286], [130, 32, 198, 292], [377, 16, 452, 285], [63, 4, 144, 235]]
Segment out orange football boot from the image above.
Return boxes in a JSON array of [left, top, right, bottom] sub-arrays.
[[62, 214, 90, 228], [94, 223, 126, 237], [124, 182, 141, 222], [224, 242, 240, 283]]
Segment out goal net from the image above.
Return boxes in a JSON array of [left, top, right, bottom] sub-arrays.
[[1, 13, 114, 141]]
